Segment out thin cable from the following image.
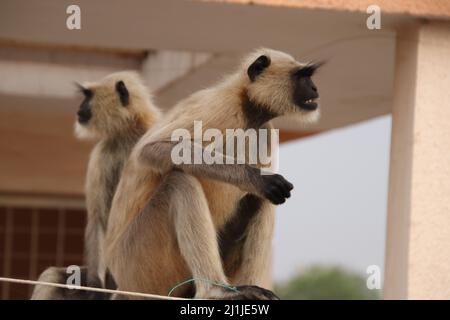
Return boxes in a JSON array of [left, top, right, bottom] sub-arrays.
[[0, 276, 188, 300]]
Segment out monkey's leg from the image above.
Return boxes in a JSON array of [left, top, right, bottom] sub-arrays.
[[168, 171, 229, 298], [220, 195, 279, 299], [169, 173, 277, 300], [31, 266, 107, 300], [235, 200, 275, 285], [107, 170, 227, 298], [107, 171, 276, 299]]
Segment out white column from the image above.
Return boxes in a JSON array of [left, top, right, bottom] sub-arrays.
[[384, 21, 450, 299]]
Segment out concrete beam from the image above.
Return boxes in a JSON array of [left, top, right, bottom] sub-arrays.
[[212, 0, 450, 20], [0, 0, 398, 53], [1, 0, 398, 132]]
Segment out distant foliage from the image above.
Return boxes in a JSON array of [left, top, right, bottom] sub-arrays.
[[274, 266, 380, 300]]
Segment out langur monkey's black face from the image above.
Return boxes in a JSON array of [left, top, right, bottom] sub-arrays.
[[77, 86, 93, 124], [74, 71, 157, 141], [76, 80, 129, 126], [291, 64, 320, 111], [246, 51, 322, 118]]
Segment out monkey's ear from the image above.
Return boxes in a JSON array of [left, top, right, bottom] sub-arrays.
[[247, 55, 271, 82], [116, 80, 130, 106]]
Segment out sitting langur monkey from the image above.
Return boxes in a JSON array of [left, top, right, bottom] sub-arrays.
[[31, 71, 161, 299], [105, 48, 321, 299]]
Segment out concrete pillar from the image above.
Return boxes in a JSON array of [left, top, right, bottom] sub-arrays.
[[384, 21, 450, 299]]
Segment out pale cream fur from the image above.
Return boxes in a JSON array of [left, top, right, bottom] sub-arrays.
[[105, 49, 320, 299], [32, 71, 161, 299]]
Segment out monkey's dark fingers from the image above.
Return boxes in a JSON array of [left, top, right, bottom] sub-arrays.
[[265, 185, 285, 204], [261, 185, 285, 204], [267, 194, 286, 205], [260, 174, 294, 205], [272, 176, 293, 198]]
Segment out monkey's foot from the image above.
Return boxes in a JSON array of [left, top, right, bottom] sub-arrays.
[[200, 285, 280, 300], [231, 285, 280, 300]]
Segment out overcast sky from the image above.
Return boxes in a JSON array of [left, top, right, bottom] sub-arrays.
[[273, 115, 391, 283]]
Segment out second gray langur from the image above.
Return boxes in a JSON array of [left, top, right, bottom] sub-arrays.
[[31, 71, 161, 299]]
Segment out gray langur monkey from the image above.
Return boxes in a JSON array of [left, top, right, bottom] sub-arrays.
[[31, 71, 161, 299], [104, 48, 321, 299]]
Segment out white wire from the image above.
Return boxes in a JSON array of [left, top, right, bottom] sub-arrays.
[[0, 276, 188, 300]]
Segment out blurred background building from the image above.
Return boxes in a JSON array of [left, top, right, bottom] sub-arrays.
[[0, 0, 449, 299]]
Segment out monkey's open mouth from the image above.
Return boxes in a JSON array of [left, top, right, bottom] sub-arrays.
[[300, 98, 319, 111]]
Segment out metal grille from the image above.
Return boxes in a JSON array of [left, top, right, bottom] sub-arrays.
[[0, 206, 86, 299]]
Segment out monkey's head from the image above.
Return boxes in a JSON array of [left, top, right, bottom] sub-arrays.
[[243, 48, 322, 124], [74, 71, 158, 140]]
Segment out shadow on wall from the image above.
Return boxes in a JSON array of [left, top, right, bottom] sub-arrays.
[[274, 265, 380, 300]]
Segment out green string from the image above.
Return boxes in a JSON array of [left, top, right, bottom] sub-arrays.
[[168, 278, 239, 297]]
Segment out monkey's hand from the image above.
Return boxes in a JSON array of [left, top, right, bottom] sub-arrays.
[[253, 173, 293, 205], [200, 285, 280, 300]]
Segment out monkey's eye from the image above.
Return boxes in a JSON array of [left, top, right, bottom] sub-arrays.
[[294, 62, 323, 78], [82, 88, 93, 98], [294, 66, 315, 78]]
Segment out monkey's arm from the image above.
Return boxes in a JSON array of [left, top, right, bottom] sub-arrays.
[[84, 152, 111, 288], [140, 141, 292, 205], [84, 214, 102, 285]]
